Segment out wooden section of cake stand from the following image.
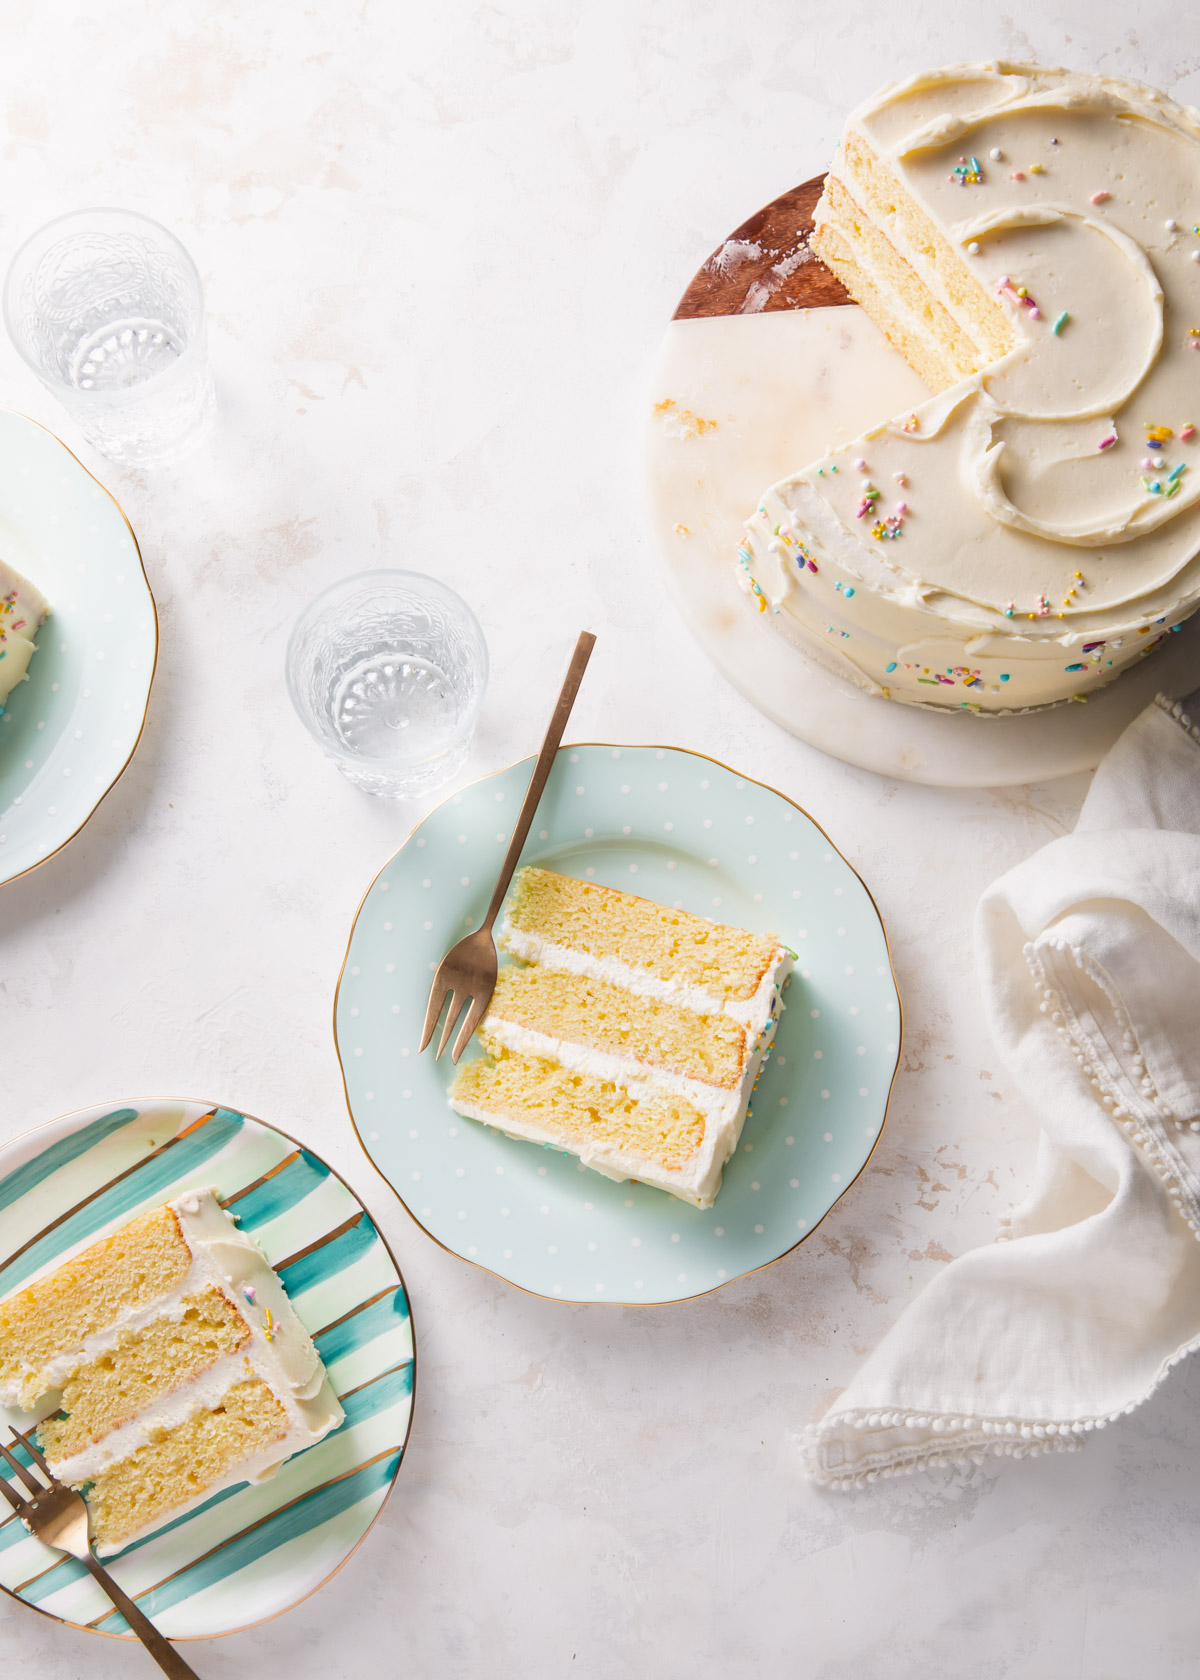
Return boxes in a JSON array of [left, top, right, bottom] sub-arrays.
[[648, 174, 1200, 787], [674, 176, 849, 319]]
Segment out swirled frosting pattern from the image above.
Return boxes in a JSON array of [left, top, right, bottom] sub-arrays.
[[740, 64, 1200, 711]]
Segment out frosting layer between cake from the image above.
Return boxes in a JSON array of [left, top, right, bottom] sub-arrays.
[[45, 1190, 342, 1491], [0, 1190, 343, 1553], [448, 869, 792, 1208], [738, 63, 1200, 712]]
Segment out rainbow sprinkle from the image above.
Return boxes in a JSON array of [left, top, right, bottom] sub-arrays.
[[998, 275, 1041, 320]]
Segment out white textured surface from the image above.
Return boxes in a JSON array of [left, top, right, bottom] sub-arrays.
[[1, 4, 1198, 1676]]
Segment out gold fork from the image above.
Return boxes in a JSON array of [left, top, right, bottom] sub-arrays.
[[420, 629, 596, 1062], [0, 1427, 201, 1677]]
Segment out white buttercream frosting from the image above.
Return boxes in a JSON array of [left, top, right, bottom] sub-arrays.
[[0, 557, 50, 707], [499, 920, 782, 1038], [450, 915, 792, 1208], [738, 62, 1200, 712], [27, 1189, 342, 1550]]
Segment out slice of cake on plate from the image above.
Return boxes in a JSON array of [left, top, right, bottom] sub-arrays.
[[0, 1189, 342, 1554], [449, 866, 792, 1208], [0, 558, 49, 713]]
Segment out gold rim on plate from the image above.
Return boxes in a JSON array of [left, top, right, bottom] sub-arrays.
[[334, 740, 903, 1307], [0, 1095, 418, 1642]]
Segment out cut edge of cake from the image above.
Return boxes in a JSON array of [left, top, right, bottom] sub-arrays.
[[0, 1188, 343, 1554], [737, 61, 1200, 715], [812, 126, 1021, 391], [448, 868, 792, 1208]]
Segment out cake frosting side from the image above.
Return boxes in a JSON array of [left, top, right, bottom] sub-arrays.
[[46, 1191, 343, 1484], [0, 558, 50, 711], [737, 63, 1200, 712]]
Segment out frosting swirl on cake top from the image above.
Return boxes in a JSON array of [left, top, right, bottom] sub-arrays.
[[741, 63, 1200, 712]]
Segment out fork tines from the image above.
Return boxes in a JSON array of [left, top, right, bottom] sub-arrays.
[[419, 971, 489, 1064], [0, 1427, 53, 1508]]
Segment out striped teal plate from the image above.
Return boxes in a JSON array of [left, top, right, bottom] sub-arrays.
[[0, 411, 157, 887], [0, 1099, 415, 1641], [336, 744, 901, 1305]]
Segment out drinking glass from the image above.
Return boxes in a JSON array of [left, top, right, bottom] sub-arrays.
[[3, 208, 215, 468], [286, 570, 489, 798]]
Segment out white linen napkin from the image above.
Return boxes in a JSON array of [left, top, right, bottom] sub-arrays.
[[803, 692, 1200, 1487]]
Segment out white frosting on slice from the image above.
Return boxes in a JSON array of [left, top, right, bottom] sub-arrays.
[[455, 928, 793, 1208], [29, 1189, 342, 1550], [499, 916, 782, 1038], [454, 1002, 783, 1208], [480, 1017, 743, 1113]]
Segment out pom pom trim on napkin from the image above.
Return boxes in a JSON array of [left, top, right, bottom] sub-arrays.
[[799, 693, 1200, 1491]]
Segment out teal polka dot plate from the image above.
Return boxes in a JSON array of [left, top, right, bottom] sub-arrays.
[[336, 745, 901, 1305], [0, 1099, 414, 1640], [0, 410, 156, 886]]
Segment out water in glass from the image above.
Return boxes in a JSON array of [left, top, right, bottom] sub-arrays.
[[286, 571, 488, 798], [4, 209, 215, 468]]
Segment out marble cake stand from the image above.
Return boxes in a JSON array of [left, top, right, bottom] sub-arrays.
[[646, 178, 1200, 787]]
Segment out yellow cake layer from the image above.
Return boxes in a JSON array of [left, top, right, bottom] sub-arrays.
[[505, 867, 777, 1004], [809, 220, 961, 393], [485, 962, 747, 1088], [839, 130, 1017, 362], [82, 1375, 289, 1549], [0, 1206, 192, 1407], [38, 1288, 250, 1462], [813, 177, 982, 388], [815, 136, 1018, 392], [451, 1049, 707, 1170]]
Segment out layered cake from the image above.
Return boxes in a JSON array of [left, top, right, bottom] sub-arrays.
[[0, 559, 49, 712], [737, 64, 1200, 711], [448, 866, 791, 1207], [0, 1189, 342, 1553]]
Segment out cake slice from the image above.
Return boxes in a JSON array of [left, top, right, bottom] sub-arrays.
[[448, 867, 791, 1207], [0, 558, 50, 712], [0, 1190, 343, 1554]]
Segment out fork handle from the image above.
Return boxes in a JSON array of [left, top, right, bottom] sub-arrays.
[[80, 1553, 201, 1678], [483, 630, 596, 929]]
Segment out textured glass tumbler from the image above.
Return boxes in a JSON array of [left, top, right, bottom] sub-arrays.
[[286, 570, 489, 798], [3, 209, 215, 468]]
